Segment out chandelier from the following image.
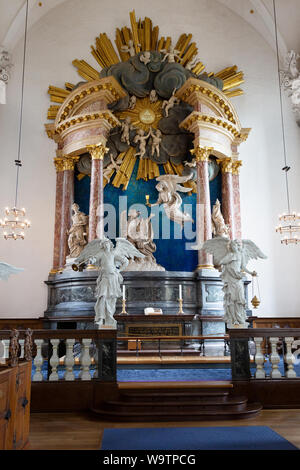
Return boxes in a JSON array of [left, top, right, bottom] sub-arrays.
[[273, 0, 300, 245], [1, 0, 31, 240]]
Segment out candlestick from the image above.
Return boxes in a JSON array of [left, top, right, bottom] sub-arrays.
[[177, 298, 184, 315]]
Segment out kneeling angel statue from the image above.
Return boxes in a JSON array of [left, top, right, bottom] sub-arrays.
[[202, 237, 267, 328], [74, 238, 144, 328]]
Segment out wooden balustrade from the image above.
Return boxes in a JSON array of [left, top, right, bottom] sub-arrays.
[[229, 328, 300, 381], [0, 328, 117, 383]]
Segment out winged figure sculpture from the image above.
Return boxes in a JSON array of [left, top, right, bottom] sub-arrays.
[[0, 262, 24, 281], [202, 237, 267, 328], [74, 237, 144, 328], [150, 174, 193, 227]]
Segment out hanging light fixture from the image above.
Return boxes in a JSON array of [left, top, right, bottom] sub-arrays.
[[272, 0, 300, 245], [0, 0, 31, 240]]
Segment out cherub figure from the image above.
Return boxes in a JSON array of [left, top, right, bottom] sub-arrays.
[[149, 127, 162, 158], [140, 51, 151, 65], [161, 45, 181, 63], [149, 89, 158, 103], [121, 39, 140, 57], [133, 128, 150, 159], [120, 116, 134, 146], [128, 95, 137, 110], [185, 54, 199, 71], [202, 237, 267, 328], [162, 88, 180, 117], [74, 237, 144, 327], [103, 153, 122, 183]]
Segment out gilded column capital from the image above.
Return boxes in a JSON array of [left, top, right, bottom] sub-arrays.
[[232, 160, 242, 175], [190, 146, 213, 162], [62, 155, 80, 171], [53, 157, 64, 172], [217, 157, 233, 173], [87, 143, 109, 160]]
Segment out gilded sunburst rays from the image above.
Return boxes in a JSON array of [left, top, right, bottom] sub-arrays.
[[116, 98, 163, 132]]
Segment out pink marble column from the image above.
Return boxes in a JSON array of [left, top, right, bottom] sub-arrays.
[[58, 157, 78, 269], [51, 158, 64, 273], [193, 147, 214, 269], [88, 144, 107, 241], [232, 160, 243, 239], [218, 158, 235, 240]]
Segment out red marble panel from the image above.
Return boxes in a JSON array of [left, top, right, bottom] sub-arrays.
[[88, 159, 104, 241], [222, 171, 235, 239], [52, 170, 64, 270], [59, 169, 74, 268], [232, 173, 242, 239], [197, 160, 213, 268]]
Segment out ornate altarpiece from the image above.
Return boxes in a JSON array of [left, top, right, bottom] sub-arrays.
[[44, 11, 251, 334]]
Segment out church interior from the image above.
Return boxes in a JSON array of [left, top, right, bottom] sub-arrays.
[[1, 0, 300, 455]]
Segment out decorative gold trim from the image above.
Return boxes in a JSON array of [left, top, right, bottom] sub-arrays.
[[62, 156, 80, 171], [180, 112, 240, 139], [217, 157, 233, 173], [190, 146, 213, 162], [56, 111, 120, 135], [197, 264, 215, 270], [231, 160, 242, 175], [87, 144, 109, 160], [53, 157, 64, 172]]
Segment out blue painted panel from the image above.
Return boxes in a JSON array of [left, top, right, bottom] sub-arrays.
[[74, 163, 222, 272]]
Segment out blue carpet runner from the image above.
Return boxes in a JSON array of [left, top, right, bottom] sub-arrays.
[[101, 426, 298, 450]]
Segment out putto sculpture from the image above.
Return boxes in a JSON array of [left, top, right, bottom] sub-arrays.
[[202, 237, 267, 328], [74, 237, 144, 328]]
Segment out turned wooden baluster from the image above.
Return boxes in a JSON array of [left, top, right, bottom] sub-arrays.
[[284, 336, 297, 378], [254, 337, 266, 379], [33, 339, 44, 381], [269, 337, 282, 378], [79, 338, 92, 381], [64, 339, 75, 381], [49, 339, 60, 381], [9, 329, 19, 367], [24, 328, 33, 361]]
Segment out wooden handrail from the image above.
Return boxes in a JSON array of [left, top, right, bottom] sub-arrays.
[[118, 335, 229, 341], [0, 329, 117, 340], [229, 328, 300, 338]]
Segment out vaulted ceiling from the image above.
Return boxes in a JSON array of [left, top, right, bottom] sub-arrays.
[[0, 0, 300, 57]]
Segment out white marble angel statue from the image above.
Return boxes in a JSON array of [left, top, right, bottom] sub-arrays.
[[202, 237, 267, 328], [0, 262, 24, 281], [103, 153, 122, 183], [74, 237, 144, 328], [120, 116, 135, 146], [149, 174, 193, 227], [133, 128, 150, 159], [149, 127, 162, 158]]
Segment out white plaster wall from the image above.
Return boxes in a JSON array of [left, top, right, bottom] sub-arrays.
[[0, 0, 299, 318]]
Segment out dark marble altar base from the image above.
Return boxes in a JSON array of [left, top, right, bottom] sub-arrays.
[[44, 269, 251, 334]]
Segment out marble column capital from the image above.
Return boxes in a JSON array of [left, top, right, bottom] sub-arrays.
[[217, 157, 233, 173], [232, 160, 243, 175], [62, 155, 80, 171], [191, 146, 213, 162], [53, 157, 64, 172], [87, 143, 109, 160]]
